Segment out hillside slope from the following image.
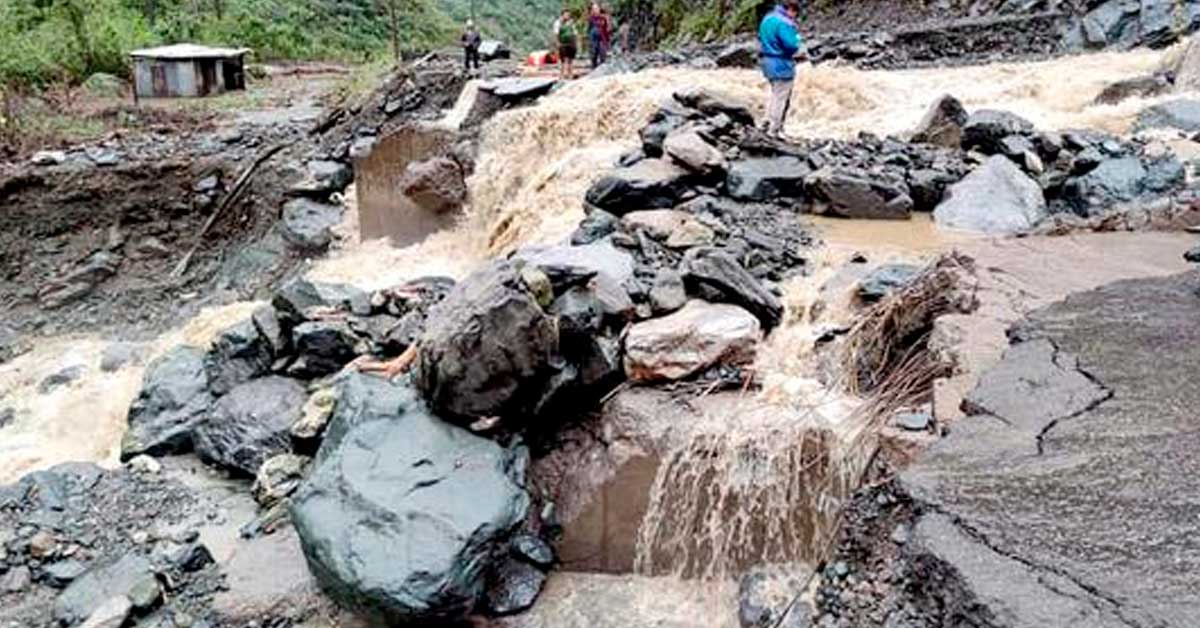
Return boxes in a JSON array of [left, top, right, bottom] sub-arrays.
[[438, 0, 563, 52]]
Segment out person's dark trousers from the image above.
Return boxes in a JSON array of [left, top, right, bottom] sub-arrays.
[[590, 34, 603, 67], [465, 47, 480, 72]]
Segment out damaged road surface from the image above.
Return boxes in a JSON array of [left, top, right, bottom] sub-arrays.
[[824, 271, 1200, 627]]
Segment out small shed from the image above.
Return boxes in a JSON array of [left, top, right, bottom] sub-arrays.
[[129, 44, 250, 99]]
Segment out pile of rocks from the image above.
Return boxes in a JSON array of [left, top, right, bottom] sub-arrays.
[[588, 88, 1186, 237]]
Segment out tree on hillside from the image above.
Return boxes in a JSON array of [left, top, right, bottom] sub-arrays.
[[376, 0, 440, 61]]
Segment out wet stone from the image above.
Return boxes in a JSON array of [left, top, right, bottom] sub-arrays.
[[1, 565, 31, 592], [43, 560, 89, 588], [38, 365, 87, 394], [485, 559, 547, 617], [894, 412, 933, 432], [511, 534, 555, 568]]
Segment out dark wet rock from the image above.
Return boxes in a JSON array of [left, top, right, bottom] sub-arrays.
[[624, 300, 761, 382], [1136, 99, 1200, 132], [484, 559, 546, 617], [415, 260, 558, 421], [77, 596, 132, 628], [858, 264, 921, 303], [908, 168, 960, 212], [807, 168, 913, 219], [551, 286, 603, 339], [39, 365, 87, 394], [251, 454, 309, 508], [726, 156, 811, 202], [1094, 74, 1173, 105], [640, 109, 690, 158], [280, 198, 342, 253], [479, 40, 510, 61], [250, 304, 289, 358], [400, 157, 467, 215], [961, 110, 1035, 154], [290, 321, 360, 377], [0, 407, 14, 429], [1059, 155, 1184, 217], [934, 155, 1046, 234], [511, 535, 555, 568], [288, 160, 352, 198], [161, 542, 213, 573], [1185, 244, 1200, 263], [673, 88, 755, 127], [650, 269, 688, 314], [911, 95, 968, 148], [204, 320, 274, 396], [54, 554, 160, 625], [42, 559, 88, 588], [272, 278, 371, 324], [122, 347, 212, 459], [193, 377, 306, 476], [681, 248, 784, 330], [483, 77, 556, 103], [291, 380, 531, 624], [716, 41, 758, 68], [585, 159, 693, 213], [571, 210, 619, 245]]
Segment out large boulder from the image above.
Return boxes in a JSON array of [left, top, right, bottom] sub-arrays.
[[479, 40, 511, 61], [624, 300, 761, 382], [512, 241, 635, 290], [934, 156, 1047, 234], [280, 199, 342, 253], [716, 41, 759, 68], [961, 110, 1036, 154], [681, 248, 784, 330], [272, 278, 371, 324], [193, 376, 307, 476], [1093, 74, 1172, 105], [400, 157, 467, 214], [414, 261, 558, 421], [1134, 99, 1200, 132], [673, 88, 756, 127], [806, 168, 913, 219], [663, 129, 727, 175], [121, 347, 212, 459], [1174, 36, 1200, 91], [585, 159, 693, 214], [726, 156, 811, 202], [204, 320, 275, 396], [1059, 155, 1184, 217], [288, 160, 352, 198], [290, 378, 531, 624], [911, 95, 968, 148], [290, 320, 361, 377], [54, 554, 160, 625]]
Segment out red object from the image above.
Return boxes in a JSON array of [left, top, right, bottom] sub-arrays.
[[527, 50, 559, 66]]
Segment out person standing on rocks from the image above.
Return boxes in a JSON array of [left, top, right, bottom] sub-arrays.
[[588, 3, 612, 69], [758, 0, 805, 138], [462, 19, 483, 75], [554, 8, 580, 79]]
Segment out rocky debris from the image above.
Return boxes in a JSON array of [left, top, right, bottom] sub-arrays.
[[43, 560, 89, 588], [122, 347, 213, 459], [290, 321, 361, 377], [1, 565, 31, 592], [681, 248, 784, 330], [624, 300, 761, 382], [484, 559, 548, 616], [934, 155, 1047, 234], [858, 264, 921, 303], [1093, 73, 1174, 105], [910, 95, 968, 148], [38, 251, 121, 309], [1064, 0, 1200, 51], [77, 595, 132, 628], [399, 156, 468, 214], [290, 376, 532, 624], [1135, 98, 1200, 132], [807, 168, 914, 219], [726, 156, 811, 202], [571, 210, 619, 245], [54, 554, 161, 624], [1059, 154, 1184, 217], [252, 454, 310, 508], [1186, 244, 1200, 262], [279, 198, 342, 253], [716, 41, 759, 68], [415, 260, 558, 422], [292, 387, 337, 445], [193, 376, 307, 476], [38, 364, 87, 394], [287, 160, 352, 200], [272, 277, 371, 323], [204, 320, 275, 396], [650, 269, 688, 314], [961, 109, 1036, 154], [820, 272, 1200, 627], [738, 566, 815, 628], [585, 158, 694, 213]]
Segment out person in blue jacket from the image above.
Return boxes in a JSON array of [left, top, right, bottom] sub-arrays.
[[759, 0, 805, 138]]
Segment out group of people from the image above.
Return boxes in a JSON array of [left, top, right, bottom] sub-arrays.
[[553, 3, 622, 79], [460, 1, 805, 136]]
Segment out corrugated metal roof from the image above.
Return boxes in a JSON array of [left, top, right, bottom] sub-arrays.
[[130, 44, 251, 59]]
